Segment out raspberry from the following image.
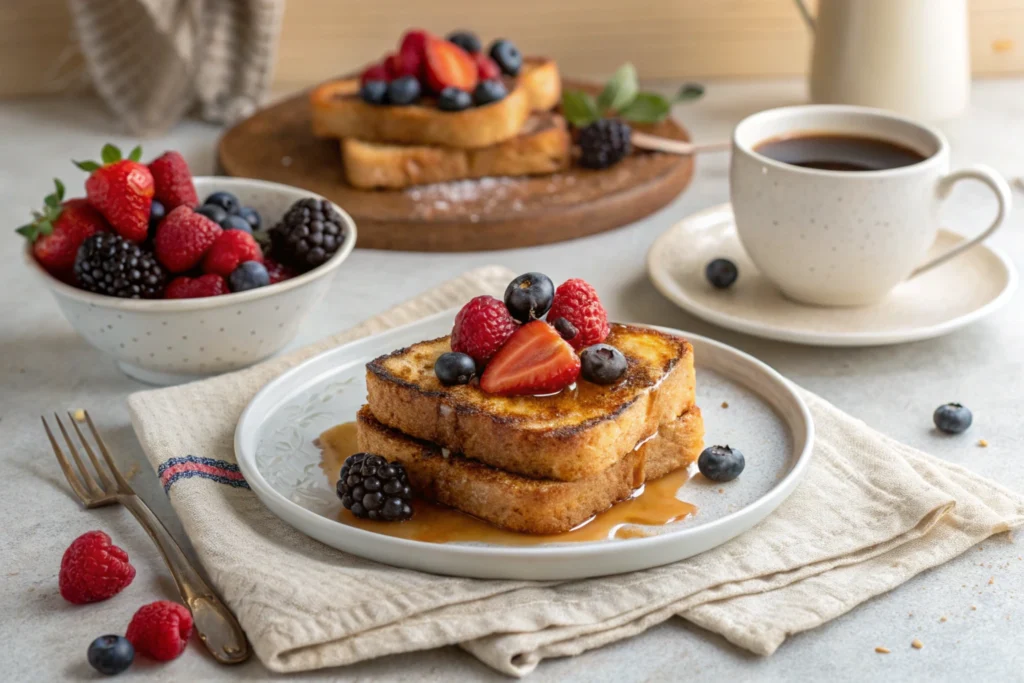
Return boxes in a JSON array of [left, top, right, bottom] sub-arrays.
[[126, 601, 193, 661], [165, 273, 229, 299], [148, 151, 198, 210], [264, 257, 296, 284], [154, 205, 222, 273], [451, 295, 518, 364], [202, 230, 263, 277], [546, 279, 610, 350], [59, 531, 136, 605]]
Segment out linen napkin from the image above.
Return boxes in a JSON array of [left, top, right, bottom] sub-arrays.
[[128, 266, 1024, 677]]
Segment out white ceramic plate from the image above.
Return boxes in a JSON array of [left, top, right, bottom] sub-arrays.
[[235, 310, 814, 580], [648, 203, 1017, 347]]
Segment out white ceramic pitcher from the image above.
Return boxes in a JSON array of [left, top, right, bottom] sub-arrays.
[[795, 0, 970, 120]]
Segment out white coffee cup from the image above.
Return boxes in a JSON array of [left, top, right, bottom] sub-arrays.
[[730, 105, 1012, 307]]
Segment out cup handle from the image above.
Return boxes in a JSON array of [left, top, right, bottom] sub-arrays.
[[911, 165, 1012, 278]]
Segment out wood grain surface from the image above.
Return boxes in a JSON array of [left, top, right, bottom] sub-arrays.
[[217, 81, 695, 252], [2, 0, 1021, 97]]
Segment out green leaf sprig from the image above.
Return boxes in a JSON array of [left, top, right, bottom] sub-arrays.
[[561, 63, 703, 128], [16, 179, 66, 241]]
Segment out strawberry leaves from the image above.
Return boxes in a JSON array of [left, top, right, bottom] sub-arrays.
[[16, 178, 66, 241], [74, 143, 143, 172], [561, 63, 704, 127]]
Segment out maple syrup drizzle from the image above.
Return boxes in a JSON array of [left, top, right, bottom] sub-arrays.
[[319, 421, 696, 545]]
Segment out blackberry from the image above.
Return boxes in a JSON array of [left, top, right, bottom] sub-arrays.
[[338, 453, 413, 521], [73, 233, 166, 298], [578, 119, 632, 169], [269, 198, 347, 272]]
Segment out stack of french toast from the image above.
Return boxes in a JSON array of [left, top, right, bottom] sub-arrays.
[[351, 273, 705, 535], [310, 29, 568, 189]]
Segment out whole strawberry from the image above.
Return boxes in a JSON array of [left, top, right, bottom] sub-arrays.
[[547, 278, 610, 350], [202, 230, 263, 277], [148, 151, 198, 210], [154, 205, 223, 273], [165, 273, 230, 299], [74, 144, 153, 242], [17, 179, 107, 279], [59, 530, 136, 605], [126, 601, 193, 661], [451, 295, 518, 364]]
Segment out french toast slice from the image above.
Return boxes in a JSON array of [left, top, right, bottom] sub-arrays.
[[365, 324, 696, 481], [356, 405, 704, 534], [341, 112, 571, 189], [310, 58, 561, 149]]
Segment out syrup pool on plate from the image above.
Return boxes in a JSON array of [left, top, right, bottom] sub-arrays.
[[318, 422, 697, 545]]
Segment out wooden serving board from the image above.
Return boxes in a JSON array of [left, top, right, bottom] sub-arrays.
[[218, 80, 695, 252]]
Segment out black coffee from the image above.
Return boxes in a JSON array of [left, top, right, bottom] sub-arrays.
[[754, 133, 926, 172]]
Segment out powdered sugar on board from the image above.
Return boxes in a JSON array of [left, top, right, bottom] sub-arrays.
[[404, 175, 581, 220]]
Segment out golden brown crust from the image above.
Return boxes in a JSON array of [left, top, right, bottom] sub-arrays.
[[365, 324, 696, 481], [341, 112, 570, 189], [356, 405, 703, 534], [311, 58, 560, 149]]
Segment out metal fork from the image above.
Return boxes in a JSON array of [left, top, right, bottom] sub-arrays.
[[43, 411, 249, 664]]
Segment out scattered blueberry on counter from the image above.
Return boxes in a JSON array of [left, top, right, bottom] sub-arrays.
[[698, 445, 745, 482], [438, 87, 473, 112], [706, 258, 738, 289], [933, 402, 972, 434], [87, 635, 134, 676], [580, 344, 628, 384], [435, 351, 477, 386], [504, 272, 554, 323]]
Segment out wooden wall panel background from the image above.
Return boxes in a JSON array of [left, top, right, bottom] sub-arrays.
[[1, 0, 1021, 98]]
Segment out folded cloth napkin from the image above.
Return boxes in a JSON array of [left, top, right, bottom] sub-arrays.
[[128, 266, 1024, 677], [68, 0, 285, 135]]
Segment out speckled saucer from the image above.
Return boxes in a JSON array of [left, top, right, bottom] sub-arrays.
[[647, 203, 1017, 347]]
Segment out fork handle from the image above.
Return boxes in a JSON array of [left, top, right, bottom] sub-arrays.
[[119, 494, 250, 664]]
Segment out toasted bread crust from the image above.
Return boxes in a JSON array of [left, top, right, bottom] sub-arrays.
[[357, 405, 703, 534], [365, 324, 696, 481], [311, 58, 559, 149], [342, 112, 570, 189]]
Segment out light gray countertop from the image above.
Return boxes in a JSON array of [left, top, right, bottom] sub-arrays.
[[2, 80, 1022, 681]]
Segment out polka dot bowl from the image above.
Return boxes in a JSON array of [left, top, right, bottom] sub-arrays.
[[26, 177, 357, 385]]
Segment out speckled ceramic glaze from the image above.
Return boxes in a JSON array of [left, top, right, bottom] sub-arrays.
[[730, 105, 1011, 306], [27, 177, 357, 384]]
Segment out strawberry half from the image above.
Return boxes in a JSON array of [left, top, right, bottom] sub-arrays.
[[74, 144, 153, 242], [397, 29, 430, 80], [480, 321, 581, 396], [423, 36, 479, 93]]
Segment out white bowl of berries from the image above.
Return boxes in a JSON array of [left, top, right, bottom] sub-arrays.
[[21, 145, 356, 384]]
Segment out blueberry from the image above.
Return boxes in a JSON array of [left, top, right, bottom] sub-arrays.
[[552, 316, 578, 342], [447, 30, 482, 54], [387, 76, 421, 106], [706, 258, 738, 289], [580, 344, 628, 385], [220, 214, 253, 234], [238, 206, 261, 230], [148, 199, 166, 237], [933, 403, 972, 434], [503, 272, 554, 322], [698, 445, 745, 482], [204, 191, 240, 215], [87, 635, 134, 676], [360, 79, 389, 105], [488, 39, 522, 76], [196, 203, 228, 224], [438, 87, 473, 112], [435, 352, 476, 386], [473, 79, 508, 106], [228, 261, 270, 292]]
